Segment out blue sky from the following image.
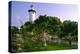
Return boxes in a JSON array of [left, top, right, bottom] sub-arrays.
[[10, 1, 78, 27]]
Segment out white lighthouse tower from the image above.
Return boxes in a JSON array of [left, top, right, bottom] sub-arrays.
[[28, 5, 36, 22]]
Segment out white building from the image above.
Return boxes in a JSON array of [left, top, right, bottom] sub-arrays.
[[28, 5, 36, 22]]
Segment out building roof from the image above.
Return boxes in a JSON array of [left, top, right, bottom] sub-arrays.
[[28, 9, 36, 13]]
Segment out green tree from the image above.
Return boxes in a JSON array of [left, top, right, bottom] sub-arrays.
[[61, 20, 78, 46], [17, 15, 78, 51], [11, 26, 19, 34], [34, 15, 62, 46], [11, 26, 24, 52]]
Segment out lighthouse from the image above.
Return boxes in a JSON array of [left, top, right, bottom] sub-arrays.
[[28, 5, 36, 22]]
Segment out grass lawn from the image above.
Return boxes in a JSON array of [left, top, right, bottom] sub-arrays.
[[46, 43, 77, 50], [23, 40, 78, 52], [31, 42, 78, 52]]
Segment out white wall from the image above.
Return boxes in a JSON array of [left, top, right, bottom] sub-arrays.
[[29, 12, 36, 22]]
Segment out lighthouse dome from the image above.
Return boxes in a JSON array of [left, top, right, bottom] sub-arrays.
[[28, 5, 36, 13]]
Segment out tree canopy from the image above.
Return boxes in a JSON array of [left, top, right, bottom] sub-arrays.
[[10, 15, 78, 52]]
